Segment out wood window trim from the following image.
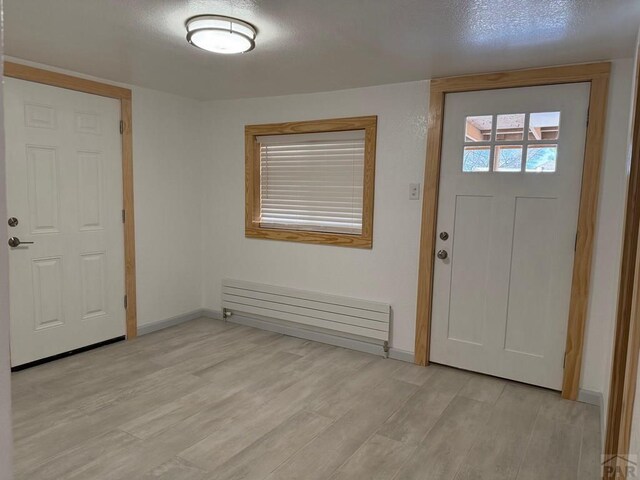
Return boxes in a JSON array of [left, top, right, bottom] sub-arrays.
[[4, 61, 138, 339], [604, 46, 640, 478], [245, 116, 377, 249], [414, 62, 611, 401]]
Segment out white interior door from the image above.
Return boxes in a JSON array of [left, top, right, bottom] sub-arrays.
[[430, 83, 590, 390], [5, 77, 125, 367]]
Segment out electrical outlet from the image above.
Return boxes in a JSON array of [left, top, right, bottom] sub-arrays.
[[409, 183, 421, 200]]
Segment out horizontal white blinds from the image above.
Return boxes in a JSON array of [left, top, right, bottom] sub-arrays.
[[258, 130, 365, 234]]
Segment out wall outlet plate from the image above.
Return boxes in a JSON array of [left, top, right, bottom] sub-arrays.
[[409, 183, 421, 200]]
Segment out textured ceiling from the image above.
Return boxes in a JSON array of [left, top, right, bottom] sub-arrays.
[[5, 0, 640, 100]]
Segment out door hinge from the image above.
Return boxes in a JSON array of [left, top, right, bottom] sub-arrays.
[[563, 352, 567, 369], [124, 294, 128, 309], [122, 209, 126, 223], [574, 231, 578, 251], [119, 120, 124, 134]]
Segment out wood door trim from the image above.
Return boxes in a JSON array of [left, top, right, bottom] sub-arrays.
[[604, 47, 640, 476], [4, 61, 137, 339], [414, 62, 611, 401]]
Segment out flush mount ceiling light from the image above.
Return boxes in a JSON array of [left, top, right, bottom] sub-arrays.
[[186, 15, 256, 54]]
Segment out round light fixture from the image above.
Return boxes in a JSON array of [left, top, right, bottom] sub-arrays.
[[186, 15, 256, 54]]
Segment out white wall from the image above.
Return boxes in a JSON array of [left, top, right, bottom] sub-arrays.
[[201, 81, 428, 353], [131, 87, 204, 327], [201, 60, 635, 392], [0, 12, 16, 477], [581, 58, 635, 416]]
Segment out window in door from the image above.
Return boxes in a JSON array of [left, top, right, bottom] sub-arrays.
[[462, 112, 560, 173]]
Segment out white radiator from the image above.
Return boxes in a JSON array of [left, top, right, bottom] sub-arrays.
[[221, 279, 391, 356]]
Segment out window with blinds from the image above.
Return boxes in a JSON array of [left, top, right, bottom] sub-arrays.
[[257, 130, 365, 235]]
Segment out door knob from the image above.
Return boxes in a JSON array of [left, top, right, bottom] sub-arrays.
[[439, 231, 449, 241], [7, 217, 18, 227], [437, 249, 448, 260], [8, 237, 34, 248]]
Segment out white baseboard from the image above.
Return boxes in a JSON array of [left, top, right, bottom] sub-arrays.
[[137, 309, 210, 336], [577, 388, 603, 407], [388, 348, 415, 363], [201, 308, 223, 320]]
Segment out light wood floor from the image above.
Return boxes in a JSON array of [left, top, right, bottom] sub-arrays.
[[11, 317, 601, 480]]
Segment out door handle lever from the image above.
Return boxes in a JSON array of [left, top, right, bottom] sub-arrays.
[[8, 237, 34, 248]]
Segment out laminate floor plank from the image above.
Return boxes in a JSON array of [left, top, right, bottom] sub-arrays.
[[11, 318, 602, 480], [453, 383, 544, 480]]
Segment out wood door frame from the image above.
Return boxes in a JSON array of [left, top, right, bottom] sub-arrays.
[[604, 48, 640, 477], [414, 62, 611, 400], [4, 61, 138, 339]]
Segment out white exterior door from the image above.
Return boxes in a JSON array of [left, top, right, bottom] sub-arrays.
[[430, 83, 590, 390], [5, 77, 125, 367]]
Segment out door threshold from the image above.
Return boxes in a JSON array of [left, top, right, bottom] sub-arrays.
[[10, 336, 126, 372]]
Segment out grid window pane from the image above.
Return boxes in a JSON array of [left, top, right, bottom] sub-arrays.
[[496, 114, 525, 141], [529, 112, 560, 141], [526, 145, 558, 172], [465, 115, 492, 142], [463, 146, 490, 172], [494, 145, 523, 172]]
